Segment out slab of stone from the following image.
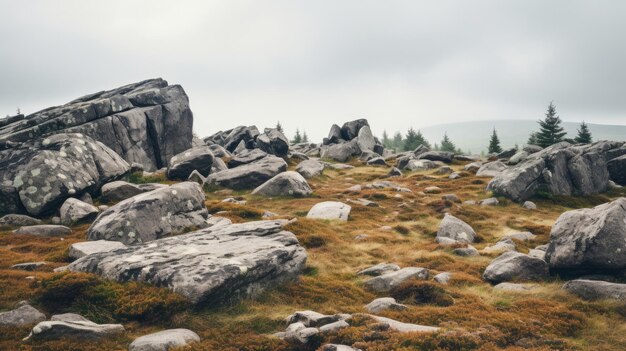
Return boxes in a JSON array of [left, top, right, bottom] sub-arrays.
[[307, 201, 351, 221], [129, 328, 200, 351], [14, 225, 71, 237]]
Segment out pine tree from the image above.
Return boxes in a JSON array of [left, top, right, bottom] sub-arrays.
[[488, 129, 503, 154], [302, 131, 309, 143], [574, 121, 592, 144], [403, 128, 419, 151], [536, 102, 566, 147], [276, 121, 284, 133], [439, 133, 456, 152], [527, 132, 539, 145], [292, 129, 302, 144], [415, 130, 431, 149]]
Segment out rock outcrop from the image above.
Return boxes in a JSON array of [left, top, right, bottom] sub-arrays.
[[87, 182, 209, 245], [563, 279, 626, 300], [167, 146, 214, 180], [59, 198, 99, 225], [207, 155, 287, 190], [70, 220, 307, 304], [0, 133, 129, 216], [483, 252, 549, 284], [0, 78, 194, 172], [129, 329, 200, 351], [26, 314, 125, 341], [545, 198, 626, 275], [487, 141, 626, 201], [251, 171, 312, 197]]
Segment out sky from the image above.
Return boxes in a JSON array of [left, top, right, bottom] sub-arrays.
[[1, 0, 625, 142]]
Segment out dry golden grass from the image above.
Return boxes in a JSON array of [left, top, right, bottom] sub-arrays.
[[1, 162, 626, 350]]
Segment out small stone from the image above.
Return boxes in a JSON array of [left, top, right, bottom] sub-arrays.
[[522, 201, 537, 210], [365, 297, 407, 313]]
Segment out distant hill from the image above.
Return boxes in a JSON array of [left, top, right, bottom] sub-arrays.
[[416, 120, 626, 154]]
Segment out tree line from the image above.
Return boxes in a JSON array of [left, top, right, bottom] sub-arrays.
[[382, 102, 594, 155]]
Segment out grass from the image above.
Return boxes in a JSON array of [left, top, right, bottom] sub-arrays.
[[1, 162, 625, 350]]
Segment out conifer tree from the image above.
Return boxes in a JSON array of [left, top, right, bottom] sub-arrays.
[[527, 132, 539, 145], [382, 130, 391, 148], [302, 131, 309, 143], [574, 121, 592, 144], [439, 133, 456, 152], [276, 121, 284, 133], [392, 132, 403, 150], [536, 102, 566, 147], [488, 129, 503, 154], [403, 128, 419, 151], [415, 129, 431, 149], [292, 129, 302, 144]]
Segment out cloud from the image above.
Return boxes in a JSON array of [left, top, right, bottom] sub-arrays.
[[1, 0, 625, 141]]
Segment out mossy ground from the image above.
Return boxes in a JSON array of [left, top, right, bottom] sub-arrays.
[[1, 162, 626, 350]]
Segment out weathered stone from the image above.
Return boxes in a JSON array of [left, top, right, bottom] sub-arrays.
[[319, 320, 350, 333], [366, 157, 386, 166], [387, 167, 402, 177], [453, 246, 480, 257], [296, 160, 325, 179], [508, 151, 529, 165], [129, 329, 200, 351], [442, 194, 461, 203], [0, 303, 46, 327], [14, 225, 71, 237], [252, 171, 312, 197], [321, 344, 361, 351], [0, 79, 193, 172], [424, 186, 442, 194], [326, 124, 343, 144], [69, 240, 127, 260], [476, 161, 508, 177], [436, 214, 476, 244], [357, 263, 401, 276], [563, 279, 626, 300], [167, 146, 214, 180], [418, 151, 454, 163], [12, 262, 46, 271], [70, 220, 306, 304], [221, 126, 260, 153], [286, 310, 344, 328], [545, 198, 626, 275], [227, 149, 268, 168], [522, 201, 537, 210], [307, 201, 351, 221], [434, 272, 452, 284], [208, 155, 288, 190], [608, 155, 626, 185], [257, 128, 290, 157], [0, 214, 41, 228], [356, 125, 375, 152], [405, 159, 438, 171], [341, 119, 369, 140], [321, 140, 360, 162], [60, 198, 99, 225], [187, 170, 206, 185], [482, 239, 516, 254], [365, 297, 407, 313], [502, 232, 536, 241], [483, 252, 549, 284], [364, 267, 429, 292], [364, 314, 439, 333], [493, 282, 540, 292], [0, 133, 130, 216], [87, 182, 208, 245], [497, 148, 518, 159], [479, 197, 499, 206], [464, 162, 482, 173], [26, 317, 125, 340], [207, 144, 231, 158], [100, 181, 165, 203]]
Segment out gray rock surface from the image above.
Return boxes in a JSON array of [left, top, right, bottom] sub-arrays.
[[87, 182, 208, 244], [364, 314, 439, 333], [364, 267, 429, 292], [296, 159, 325, 179], [321, 140, 361, 162], [70, 220, 307, 304], [476, 161, 508, 177], [129, 329, 200, 351], [563, 279, 626, 300], [365, 297, 407, 313], [69, 240, 127, 260], [357, 263, 401, 276], [545, 198, 626, 275], [306, 201, 351, 221], [167, 146, 214, 180], [0, 214, 41, 228], [60, 198, 99, 225], [26, 317, 125, 340], [251, 171, 312, 197], [608, 155, 626, 185], [522, 201, 537, 210], [0, 303, 46, 327], [12, 262, 46, 271], [453, 246, 480, 257], [0, 133, 130, 216], [483, 252, 549, 284], [208, 155, 288, 190], [14, 225, 71, 237], [487, 141, 626, 201], [356, 125, 375, 152], [256, 128, 289, 157], [100, 180, 165, 203], [341, 119, 369, 140], [322, 344, 361, 351], [418, 151, 454, 163], [0, 79, 193, 172], [436, 214, 476, 244]]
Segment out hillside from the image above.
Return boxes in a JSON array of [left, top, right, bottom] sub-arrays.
[[418, 120, 626, 154]]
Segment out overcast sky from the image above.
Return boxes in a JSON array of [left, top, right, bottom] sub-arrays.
[[1, 0, 625, 141]]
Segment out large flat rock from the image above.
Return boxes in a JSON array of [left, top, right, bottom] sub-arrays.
[[70, 220, 307, 304]]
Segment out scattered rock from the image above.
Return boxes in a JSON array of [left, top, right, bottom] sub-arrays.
[[0, 303, 46, 327], [14, 225, 71, 237], [0, 214, 41, 228], [563, 279, 626, 300], [251, 171, 312, 197], [11, 262, 46, 271], [502, 232, 536, 241], [100, 181, 165, 203], [483, 252, 549, 284], [453, 246, 480, 257], [436, 214, 476, 244], [296, 160, 325, 179], [71, 220, 307, 304], [364, 267, 429, 293], [319, 320, 350, 333], [26, 315, 125, 340], [418, 151, 454, 163], [307, 201, 351, 221], [479, 197, 499, 206], [424, 186, 442, 194], [69, 240, 127, 259], [321, 344, 362, 351], [256, 128, 289, 157], [494, 282, 540, 292], [482, 239, 516, 254], [434, 272, 452, 284], [476, 161, 507, 177], [387, 167, 402, 177], [364, 315, 439, 333], [464, 162, 482, 173], [60, 198, 99, 225], [129, 329, 200, 351], [522, 201, 537, 210], [207, 155, 288, 190], [545, 198, 626, 275], [87, 182, 209, 245], [365, 297, 407, 313], [167, 146, 214, 180], [366, 157, 386, 166], [357, 263, 401, 276]]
